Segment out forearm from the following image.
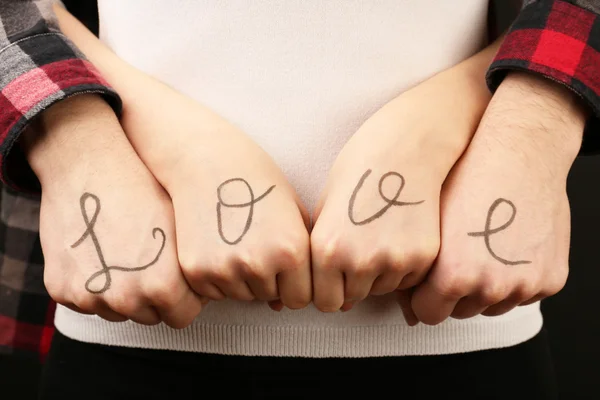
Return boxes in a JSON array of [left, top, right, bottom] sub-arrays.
[[22, 94, 141, 188], [356, 37, 504, 180], [54, 4, 277, 192], [394, 36, 504, 148], [474, 71, 587, 179], [0, 1, 120, 192]]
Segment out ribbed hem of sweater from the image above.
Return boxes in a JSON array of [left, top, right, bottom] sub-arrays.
[[54, 304, 542, 358]]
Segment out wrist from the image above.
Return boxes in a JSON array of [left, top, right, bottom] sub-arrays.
[[469, 72, 588, 180], [373, 41, 501, 182], [21, 94, 136, 188], [482, 71, 587, 163]]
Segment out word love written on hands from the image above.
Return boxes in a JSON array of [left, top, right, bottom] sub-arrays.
[[348, 169, 424, 225], [468, 198, 531, 266], [71, 192, 167, 294], [216, 178, 276, 245]]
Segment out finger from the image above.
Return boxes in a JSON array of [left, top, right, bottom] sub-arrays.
[[397, 271, 427, 290], [340, 301, 355, 312], [245, 275, 279, 301], [451, 276, 509, 320], [312, 260, 344, 313], [63, 303, 95, 315], [214, 279, 255, 301], [481, 270, 538, 316], [344, 269, 378, 302], [396, 289, 419, 326], [520, 293, 544, 306], [412, 274, 474, 325], [65, 301, 128, 322], [482, 300, 519, 317], [127, 307, 162, 326], [94, 303, 129, 323], [278, 261, 312, 310], [192, 282, 226, 301], [370, 271, 404, 296], [450, 296, 489, 320], [100, 288, 161, 326], [482, 283, 531, 317], [156, 290, 204, 329]]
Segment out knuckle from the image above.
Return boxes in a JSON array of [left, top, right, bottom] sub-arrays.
[[384, 249, 408, 274], [72, 290, 99, 313], [44, 274, 68, 304], [405, 239, 440, 270], [542, 267, 568, 297], [513, 279, 539, 303], [177, 250, 200, 272], [179, 253, 211, 282], [240, 259, 269, 280], [272, 239, 308, 271], [479, 280, 507, 305], [145, 279, 180, 310], [189, 257, 233, 284], [107, 289, 138, 316], [311, 233, 342, 265], [432, 265, 477, 299], [350, 257, 380, 276]]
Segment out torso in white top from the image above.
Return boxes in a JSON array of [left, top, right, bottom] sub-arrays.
[[54, 0, 543, 357]]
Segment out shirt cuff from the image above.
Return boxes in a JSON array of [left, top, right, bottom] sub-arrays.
[[0, 33, 122, 193], [486, 0, 600, 155]]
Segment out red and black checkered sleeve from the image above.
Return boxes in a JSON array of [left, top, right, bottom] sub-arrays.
[[487, 0, 600, 154], [0, 0, 122, 193]]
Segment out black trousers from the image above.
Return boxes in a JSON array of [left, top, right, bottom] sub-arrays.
[[39, 328, 558, 400]]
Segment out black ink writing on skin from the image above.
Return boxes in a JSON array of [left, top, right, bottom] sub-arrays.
[[217, 178, 276, 245], [71, 192, 166, 294], [348, 169, 424, 225], [468, 198, 531, 266]]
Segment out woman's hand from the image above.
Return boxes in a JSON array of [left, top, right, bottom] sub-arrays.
[[310, 42, 500, 314]]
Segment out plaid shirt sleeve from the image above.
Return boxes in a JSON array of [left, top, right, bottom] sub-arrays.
[[0, 186, 54, 362], [0, 0, 120, 362], [487, 0, 600, 154], [0, 0, 121, 193]]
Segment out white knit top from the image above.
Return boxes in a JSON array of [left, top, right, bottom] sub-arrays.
[[55, 0, 543, 357]]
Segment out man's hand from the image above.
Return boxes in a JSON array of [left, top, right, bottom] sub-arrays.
[[23, 95, 204, 328], [310, 43, 498, 313], [411, 72, 587, 324]]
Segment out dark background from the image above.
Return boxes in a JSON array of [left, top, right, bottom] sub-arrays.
[[4, 1, 599, 399]]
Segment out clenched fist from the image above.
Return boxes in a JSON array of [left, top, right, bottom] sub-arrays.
[[25, 95, 204, 329], [411, 72, 587, 324], [116, 70, 312, 310], [310, 48, 496, 313]]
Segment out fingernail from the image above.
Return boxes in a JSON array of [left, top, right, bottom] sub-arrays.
[[341, 302, 355, 312], [269, 300, 284, 312]]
